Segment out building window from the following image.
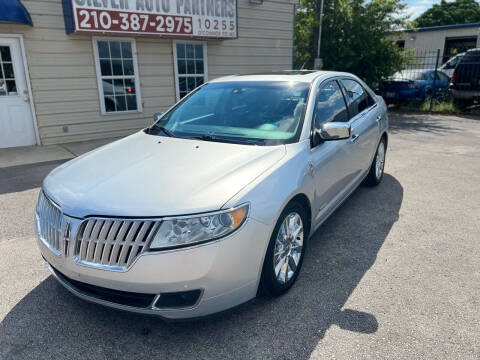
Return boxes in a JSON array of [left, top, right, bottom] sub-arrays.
[[174, 42, 207, 100], [93, 38, 141, 114], [0, 46, 17, 96]]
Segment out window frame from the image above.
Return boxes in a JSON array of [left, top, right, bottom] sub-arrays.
[[338, 78, 377, 121], [312, 79, 350, 130], [0, 45, 17, 96], [310, 78, 350, 149], [172, 40, 208, 102], [92, 36, 142, 115]]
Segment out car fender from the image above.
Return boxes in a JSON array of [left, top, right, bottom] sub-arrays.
[[222, 139, 315, 229]]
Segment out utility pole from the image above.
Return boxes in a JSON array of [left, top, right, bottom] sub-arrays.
[[314, 0, 325, 69], [291, 0, 300, 69]]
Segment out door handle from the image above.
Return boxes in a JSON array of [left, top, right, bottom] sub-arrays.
[[350, 134, 360, 143], [23, 96, 30, 103], [376, 115, 382, 123]]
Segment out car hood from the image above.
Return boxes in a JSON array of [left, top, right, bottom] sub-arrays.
[[43, 132, 286, 218]]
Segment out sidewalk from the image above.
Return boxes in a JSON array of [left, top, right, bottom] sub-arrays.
[[0, 137, 121, 169]]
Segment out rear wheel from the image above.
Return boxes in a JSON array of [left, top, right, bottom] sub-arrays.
[[364, 137, 386, 186], [260, 202, 308, 296]]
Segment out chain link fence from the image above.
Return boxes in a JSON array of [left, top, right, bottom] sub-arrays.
[[377, 48, 480, 112]]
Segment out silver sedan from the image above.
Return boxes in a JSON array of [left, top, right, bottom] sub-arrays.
[[35, 71, 388, 319]]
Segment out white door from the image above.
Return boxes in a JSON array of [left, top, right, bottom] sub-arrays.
[[0, 37, 36, 148]]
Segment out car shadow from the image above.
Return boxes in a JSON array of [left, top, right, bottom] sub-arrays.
[[0, 160, 67, 195], [388, 113, 460, 134], [0, 174, 403, 360]]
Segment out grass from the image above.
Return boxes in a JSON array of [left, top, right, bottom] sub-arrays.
[[392, 99, 467, 114]]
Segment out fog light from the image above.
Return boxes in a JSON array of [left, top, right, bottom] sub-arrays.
[[154, 289, 202, 309]]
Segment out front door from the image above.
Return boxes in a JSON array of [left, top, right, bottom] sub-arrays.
[[310, 79, 355, 224], [0, 37, 36, 148]]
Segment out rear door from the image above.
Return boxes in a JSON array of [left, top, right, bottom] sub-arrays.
[[340, 78, 380, 176]]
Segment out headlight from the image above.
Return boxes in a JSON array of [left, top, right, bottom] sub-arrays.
[[148, 204, 249, 250]]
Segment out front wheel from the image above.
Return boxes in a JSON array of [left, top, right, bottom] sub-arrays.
[[364, 137, 387, 186], [260, 202, 308, 296]]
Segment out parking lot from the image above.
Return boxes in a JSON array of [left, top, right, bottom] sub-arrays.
[[0, 113, 479, 359]]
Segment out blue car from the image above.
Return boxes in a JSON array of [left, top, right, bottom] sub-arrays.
[[380, 69, 450, 104]]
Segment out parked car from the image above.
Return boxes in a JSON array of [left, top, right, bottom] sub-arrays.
[[440, 52, 465, 78], [379, 69, 450, 104], [450, 48, 480, 108], [35, 71, 388, 319]]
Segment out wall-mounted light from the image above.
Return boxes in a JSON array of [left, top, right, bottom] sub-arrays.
[[249, 0, 263, 4]]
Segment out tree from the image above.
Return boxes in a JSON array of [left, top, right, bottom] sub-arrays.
[[294, 0, 408, 86], [414, 0, 480, 28]]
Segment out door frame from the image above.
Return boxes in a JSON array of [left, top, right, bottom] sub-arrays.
[[0, 33, 40, 145]]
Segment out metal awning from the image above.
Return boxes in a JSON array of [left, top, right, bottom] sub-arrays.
[[0, 0, 33, 26]]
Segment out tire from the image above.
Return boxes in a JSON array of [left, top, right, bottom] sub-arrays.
[[259, 202, 309, 296], [364, 137, 387, 187]]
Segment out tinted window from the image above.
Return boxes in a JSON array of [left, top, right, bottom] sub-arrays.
[[314, 80, 349, 129], [341, 79, 373, 118]]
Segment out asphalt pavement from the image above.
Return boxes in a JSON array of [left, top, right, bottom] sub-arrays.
[[0, 113, 479, 359]]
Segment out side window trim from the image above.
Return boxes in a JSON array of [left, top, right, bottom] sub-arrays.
[[339, 77, 377, 122], [312, 78, 349, 130], [310, 77, 350, 148]]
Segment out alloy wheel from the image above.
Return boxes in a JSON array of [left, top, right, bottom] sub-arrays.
[[273, 212, 304, 283], [375, 141, 385, 180]]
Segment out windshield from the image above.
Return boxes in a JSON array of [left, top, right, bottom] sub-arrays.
[[148, 81, 311, 145], [445, 54, 463, 68], [391, 71, 427, 81]]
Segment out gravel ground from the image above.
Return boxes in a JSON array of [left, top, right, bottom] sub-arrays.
[[0, 113, 479, 359]]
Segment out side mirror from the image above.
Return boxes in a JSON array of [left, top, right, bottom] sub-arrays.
[[153, 112, 164, 122], [317, 122, 351, 141]]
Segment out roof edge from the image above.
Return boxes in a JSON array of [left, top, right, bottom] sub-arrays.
[[402, 22, 480, 33]]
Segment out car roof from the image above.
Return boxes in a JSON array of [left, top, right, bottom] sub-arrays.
[[397, 69, 432, 73], [209, 70, 352, 84], [466, 48, 480, 53]]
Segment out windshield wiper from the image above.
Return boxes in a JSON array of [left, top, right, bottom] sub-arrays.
[[145, 126, 176, 137], [191, 135, 236, 143], [191, 135, 264, 145]]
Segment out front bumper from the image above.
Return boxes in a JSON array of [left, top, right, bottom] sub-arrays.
[[38, 217, 272, 319], [451, 89, 480, 100]]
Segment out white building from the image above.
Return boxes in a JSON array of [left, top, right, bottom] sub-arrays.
[[390, 22, 480, 63], [0, 0, 295, 148]]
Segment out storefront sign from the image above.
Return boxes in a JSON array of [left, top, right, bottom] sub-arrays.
[[63, 0, 237, 38]]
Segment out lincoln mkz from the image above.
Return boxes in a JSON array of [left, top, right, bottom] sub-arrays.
[[36, 71, 388, 319]]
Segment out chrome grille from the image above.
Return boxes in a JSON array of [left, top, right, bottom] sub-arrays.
[[74, 218, 160, 269], [36, 191, 63, 254]]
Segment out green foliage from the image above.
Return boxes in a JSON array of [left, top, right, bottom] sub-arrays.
[[294, 1, 317, 70], [414, 0, 480, 28], [394, 100, 461, 114], [294, 0, 409, 87]]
